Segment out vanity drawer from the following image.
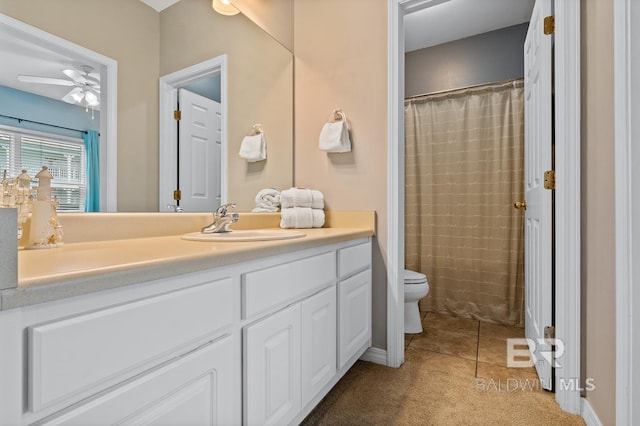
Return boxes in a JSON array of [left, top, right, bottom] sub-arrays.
[[28, 277, 233, 412], [243, 251, 336, 319], [338, 240, 371, 278]]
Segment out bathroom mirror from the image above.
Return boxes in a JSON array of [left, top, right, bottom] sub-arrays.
[[0, 0, 293, 212]]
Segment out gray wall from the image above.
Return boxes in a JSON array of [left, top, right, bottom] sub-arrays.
[[405, 23, 528, 97]]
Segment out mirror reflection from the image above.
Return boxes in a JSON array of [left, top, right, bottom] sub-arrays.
[[0, 0, 293, 213]]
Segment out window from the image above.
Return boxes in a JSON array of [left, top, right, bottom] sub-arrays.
[[0, 126, 86, 211]]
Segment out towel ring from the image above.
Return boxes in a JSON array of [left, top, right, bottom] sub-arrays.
[[332, 109, 346, 122], [249, 124, 263, 136]]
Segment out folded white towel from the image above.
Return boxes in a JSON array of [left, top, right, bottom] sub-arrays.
[[280, 207, 313, 229], [319, 120, 351, 153], [312, 208, 325, 228], [281, 188, 324, 209], [310, 190, 324, 209], [239, 134, 266, 162], [280, 207, 324, 229]]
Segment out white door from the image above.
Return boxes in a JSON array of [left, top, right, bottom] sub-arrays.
[[523, 0, 553, 390], [178, 88, 221, 212], [301, 286, 337, 408], [337, 269, 372, 369], [244, 303, 301, 426]]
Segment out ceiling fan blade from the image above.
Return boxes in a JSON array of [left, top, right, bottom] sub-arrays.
[[63, 69, 87, 84], [17, 75, 74, 86], [62, 87, 84, 104]]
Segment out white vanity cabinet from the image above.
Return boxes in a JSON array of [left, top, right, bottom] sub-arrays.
[[244, 303, 302, 426], [35, 336, 235, 426], [337, 241, 373, 368], [0, 236, 372, 426]]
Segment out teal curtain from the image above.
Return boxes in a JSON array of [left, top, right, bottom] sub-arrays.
[[83, 130, 100, 212]]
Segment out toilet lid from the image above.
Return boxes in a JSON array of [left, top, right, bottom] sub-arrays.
[[404, 269, 427, 284]]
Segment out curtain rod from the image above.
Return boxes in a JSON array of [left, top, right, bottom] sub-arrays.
[[405, 77, 524, 100], [0, 114, 100, 136]]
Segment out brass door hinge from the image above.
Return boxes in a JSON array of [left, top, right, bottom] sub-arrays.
[[544, 15, 555, 35], [544, 170, 556, 190], [174, 110, 182, 121], [173, 190, 181, 201]]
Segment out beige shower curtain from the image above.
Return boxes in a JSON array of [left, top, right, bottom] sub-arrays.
[[405, 79, 525, 326]]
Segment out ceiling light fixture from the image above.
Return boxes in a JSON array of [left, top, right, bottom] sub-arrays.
[[212, 0, 239, 16]]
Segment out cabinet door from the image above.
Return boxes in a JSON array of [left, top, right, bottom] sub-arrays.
[[244, 303, 301, 426], [301, 286, 337, 408], [338, 269, 372, 369], [37, 336, 237, 426]]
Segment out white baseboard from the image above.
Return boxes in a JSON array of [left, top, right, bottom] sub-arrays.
[[581, 397, 603, 426], [359, 347, 387, 365]]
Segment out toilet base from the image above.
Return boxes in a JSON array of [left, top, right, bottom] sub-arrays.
[[404, 301, 423, 334]]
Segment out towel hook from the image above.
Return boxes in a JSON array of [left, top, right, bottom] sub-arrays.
[[332, 109, 346, 122], [250, 124, 263, 135]]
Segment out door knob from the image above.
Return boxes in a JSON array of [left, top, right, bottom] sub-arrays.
[[514, 201, 527, 210]]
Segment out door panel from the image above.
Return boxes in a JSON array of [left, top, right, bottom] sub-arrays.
[[178, 88, 221, 212], [244, 303, 301, 426], [524, 0, 553, 390]]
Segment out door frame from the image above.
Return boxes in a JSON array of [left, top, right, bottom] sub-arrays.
[[614, 0, 639, 424], [0, 13, 118, 212], [387, 0, 582, 414], [158, 55, 228, 211]]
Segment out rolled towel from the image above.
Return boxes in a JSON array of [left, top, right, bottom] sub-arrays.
[[312, 208, 325, 228], [252, 207, 278, 213], [239, 134, 266, 162], [280, 207, 313, 229], [252, 188, 280, 212]]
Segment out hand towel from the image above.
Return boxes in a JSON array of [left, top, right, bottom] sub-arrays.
[[281, 188, 325, 209], [251, 188, 281, 212], [319, 120, 351, 153], [280, 207, 313, 229], [239, 134, 266, 162]]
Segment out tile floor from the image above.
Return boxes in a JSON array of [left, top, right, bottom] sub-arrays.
[[406, 311, 540, 382], [302, 311, 586, 425]]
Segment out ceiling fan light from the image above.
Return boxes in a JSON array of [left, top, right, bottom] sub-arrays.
[[71, 91, 84, 103], [212, 0, 239, 16], [85, 91, 99, 106]]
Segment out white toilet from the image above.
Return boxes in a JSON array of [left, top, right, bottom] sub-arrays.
[[404, 269, 429, 334]]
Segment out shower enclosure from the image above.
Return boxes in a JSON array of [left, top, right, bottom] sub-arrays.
[[405, 79, 525, 326]]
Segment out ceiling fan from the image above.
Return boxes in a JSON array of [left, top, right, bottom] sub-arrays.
[[17, 65, 101, 107]]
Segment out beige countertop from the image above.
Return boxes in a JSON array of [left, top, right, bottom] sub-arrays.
[[1, 211, 375, 310]]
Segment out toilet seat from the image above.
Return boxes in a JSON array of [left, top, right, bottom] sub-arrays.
[[404, 269, 427, 284]]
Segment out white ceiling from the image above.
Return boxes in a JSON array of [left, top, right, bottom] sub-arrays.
[[139, 0, 181, 12], [404, 0, 535, 52]]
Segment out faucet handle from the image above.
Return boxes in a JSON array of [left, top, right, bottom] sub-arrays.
[[215, 203, 236, 217]]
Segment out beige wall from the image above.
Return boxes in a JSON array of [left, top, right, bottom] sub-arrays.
[[581, 0, 616, 424], [232, 0, 293, 52], [0, 0, 160, 211], [293, 0, 388, 348], [160, 0, 293, 211]]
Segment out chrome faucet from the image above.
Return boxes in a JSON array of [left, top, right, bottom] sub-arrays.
[[201, 203, 239, 234]]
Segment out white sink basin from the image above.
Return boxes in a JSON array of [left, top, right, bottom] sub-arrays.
[[182, 229, 306, 242]]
